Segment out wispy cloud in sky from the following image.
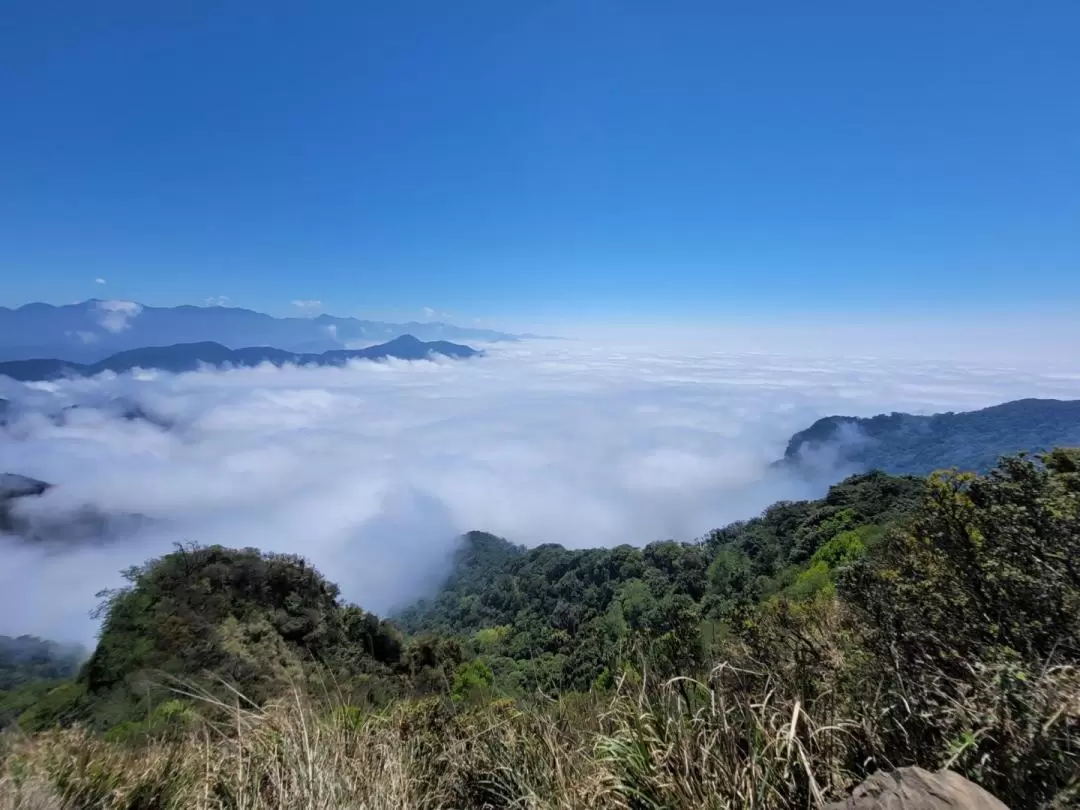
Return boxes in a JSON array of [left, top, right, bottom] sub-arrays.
[[2, 339, 1079, 643]]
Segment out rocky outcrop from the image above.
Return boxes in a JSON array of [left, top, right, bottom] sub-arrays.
[[825, 767, 1009, 809]]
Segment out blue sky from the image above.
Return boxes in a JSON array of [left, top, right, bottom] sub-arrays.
[[2, 1, 1078, 327]]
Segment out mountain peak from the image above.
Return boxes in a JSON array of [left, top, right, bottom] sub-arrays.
[[0, 303, 523, 364], [0, 337, 479, 382]]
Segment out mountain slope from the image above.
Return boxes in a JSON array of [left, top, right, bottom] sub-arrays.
[[0, 635, 84, 692], [782, 398, 1080, 476], [0, 300, 519, 362], [396, 472, 927, 690], [10, 544, 460, 732], [4, 451, 1078, 807], [0, 335, 479, 381]]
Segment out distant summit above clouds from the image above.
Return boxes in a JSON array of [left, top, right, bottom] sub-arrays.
[[0, 335, 480, 382], [0, 300, 521, 363]]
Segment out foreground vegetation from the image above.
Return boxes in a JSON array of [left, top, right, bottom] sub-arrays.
[[1, 450, 1078, 808]]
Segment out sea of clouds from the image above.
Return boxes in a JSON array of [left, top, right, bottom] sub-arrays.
[[3, 338, 1080, 643]]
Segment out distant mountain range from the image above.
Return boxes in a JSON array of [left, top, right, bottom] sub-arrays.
[[782, 398, 1080, 476], [0, 335, 479, 382], [0, 300, 520, 363]]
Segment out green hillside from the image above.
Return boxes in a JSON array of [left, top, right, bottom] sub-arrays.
[[1, 450, 1077, 808], [783, 398, 1080, 475]]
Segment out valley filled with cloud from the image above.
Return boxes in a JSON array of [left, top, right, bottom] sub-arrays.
[[3, 339, 1080, 643]]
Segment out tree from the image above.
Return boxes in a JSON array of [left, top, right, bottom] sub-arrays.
[[840, 451, 1080, 802], [78, 544, 425, 729]]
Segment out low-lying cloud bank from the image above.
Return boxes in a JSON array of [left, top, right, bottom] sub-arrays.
[[3, 340, 1080, 643]]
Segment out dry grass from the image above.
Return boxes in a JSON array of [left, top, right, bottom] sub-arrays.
[[1, 657, 1075, 810], [0, 669, 860, 810]]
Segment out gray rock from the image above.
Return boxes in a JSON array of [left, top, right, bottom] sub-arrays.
[[825, 767, 1009, 809]]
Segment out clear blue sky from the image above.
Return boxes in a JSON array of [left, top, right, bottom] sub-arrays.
[[2, 1, 1078, 326]]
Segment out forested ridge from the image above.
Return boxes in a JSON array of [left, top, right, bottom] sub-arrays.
[[1, 450, 1078, 808], [397, 471, 926, 692], [783, 397, 1080, 475], [0, 636, 83, 691]]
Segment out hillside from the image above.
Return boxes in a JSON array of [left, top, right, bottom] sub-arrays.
[[397, 471, 927, 690], [1, 449, 1077, 808], [0, 636, 86, 729], [782, 397, 1080, 475], [0, 635, 84, 692], [0, 300, 519, 363], [6, 545, 461, 734], [0, 334, 479, 381]]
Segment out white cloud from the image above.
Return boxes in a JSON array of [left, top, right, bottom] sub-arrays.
[[2, 339, 1080, 643], [292, 299, 322, 313], [324, 324, 338, 340], [205, 296, 231, 307], [95, 300, 143, 333], [95, 277, 106, 285], [420, 307, 453, 320]]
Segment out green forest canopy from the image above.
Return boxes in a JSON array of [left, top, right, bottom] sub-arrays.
[[782, 398, 1080, 475], [1, 448, 1078, 806]]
